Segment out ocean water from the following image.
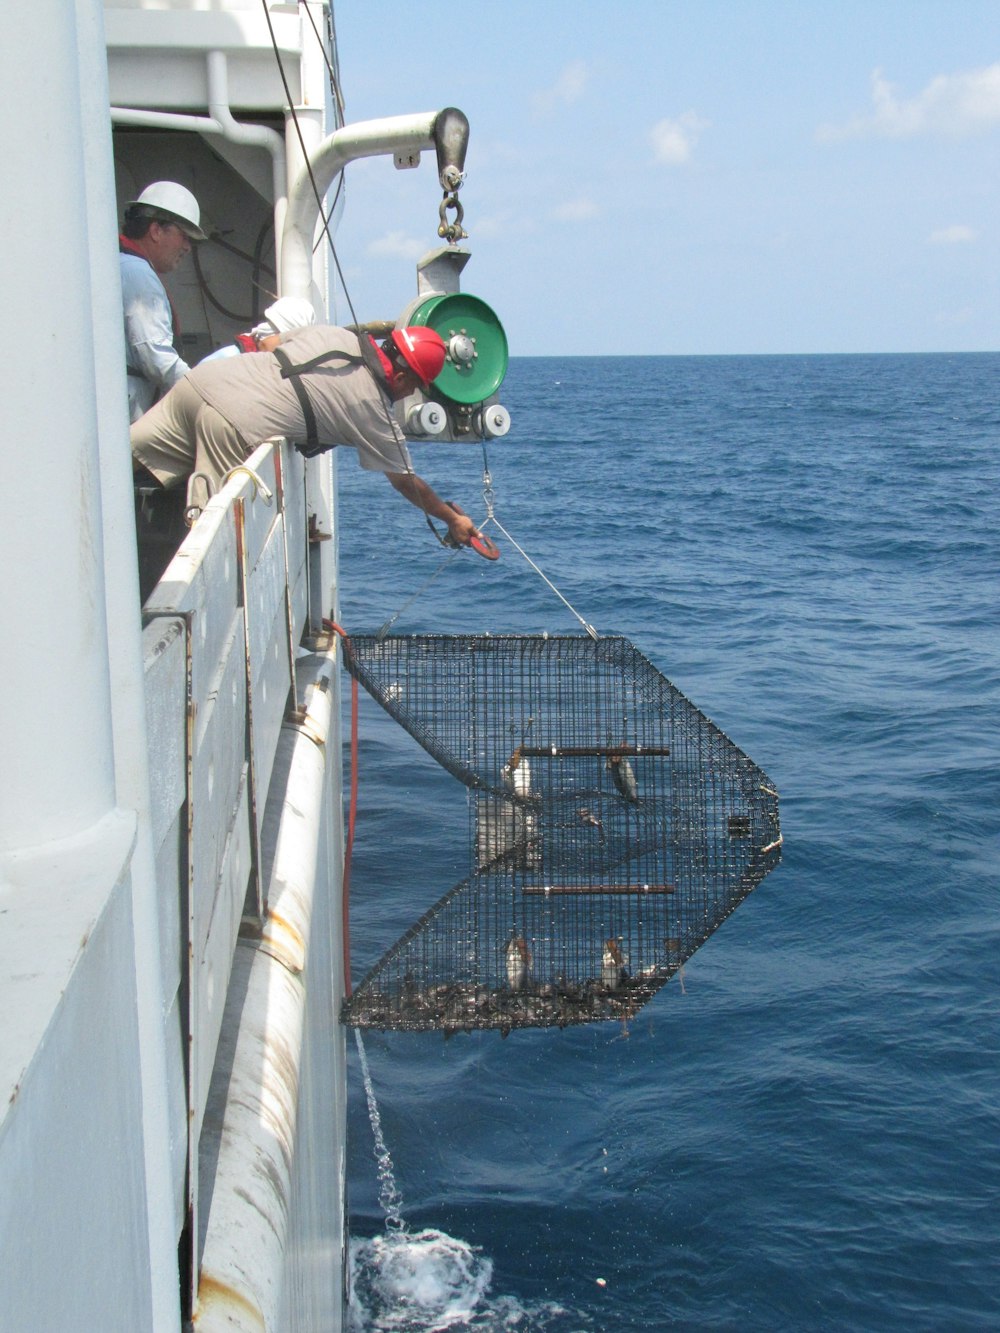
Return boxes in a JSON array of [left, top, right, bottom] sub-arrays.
[[336, 354, 1000, 1332]]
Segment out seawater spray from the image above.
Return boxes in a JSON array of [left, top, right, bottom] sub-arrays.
[[348, 1032, 494, 1331], [349, 1032, 580, 1330], [354, 1030, 406, 1232]]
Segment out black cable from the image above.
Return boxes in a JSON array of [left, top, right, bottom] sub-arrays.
[[190, 222, 279, 325], [260, 0, 414, 479], [325, 5, 346, 126], [297, 5, 348, 257], [209, 229, 276, 278], [251, 215, 276, 323], [260, 0, 359, 328], [299, 0, 345, 122], [314, 172, 345, 257], [192, 243, 257, 323]]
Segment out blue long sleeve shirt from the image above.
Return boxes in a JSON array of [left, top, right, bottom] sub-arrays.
[[120, 250, 190, 422]]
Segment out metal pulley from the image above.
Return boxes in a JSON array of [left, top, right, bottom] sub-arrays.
[[475, 404, 511, 438], [407, 292, 509, 406], [406, 401, 448, 436]]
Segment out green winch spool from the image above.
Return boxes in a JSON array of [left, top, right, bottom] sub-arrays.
[[409, 293, 509, 405]]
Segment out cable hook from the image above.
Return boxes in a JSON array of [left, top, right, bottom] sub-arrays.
[[438, 192, 467, 243], [184, 470, 216, 527], [481, 454, 495, 520], [222, 464, 274, 504]]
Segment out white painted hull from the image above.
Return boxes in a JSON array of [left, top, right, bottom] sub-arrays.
[[1, 5, 471, 1323], [1, 5, 348, 1328]]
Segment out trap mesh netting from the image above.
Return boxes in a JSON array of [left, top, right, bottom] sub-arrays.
[[340, 634, 781, 1033]]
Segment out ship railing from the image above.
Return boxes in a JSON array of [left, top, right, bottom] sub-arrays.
[[140, 437, 318, 1260]]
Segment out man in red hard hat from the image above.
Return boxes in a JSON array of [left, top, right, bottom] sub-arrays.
[[120, 181, 206, 422], [131, 321, 482, 547], [373, 326, 448, 391]]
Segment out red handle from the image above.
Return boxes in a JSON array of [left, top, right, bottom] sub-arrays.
[[441, 501, 500, 560], [470, 533, 500, 560]]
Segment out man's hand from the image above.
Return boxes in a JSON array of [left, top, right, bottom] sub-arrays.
[[387, 470, 482, 545], [442, 501, 481, 547]]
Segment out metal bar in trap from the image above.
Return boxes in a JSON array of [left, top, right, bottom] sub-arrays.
[[521, 883, 677, 895], [517, 745, 672, 758]]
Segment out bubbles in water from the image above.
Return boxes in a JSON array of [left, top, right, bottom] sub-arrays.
[[351, 1033, 584, 1331], [355, 1029, 407, 1231], [348, 1227, 492, 1331], [348, 1228, 583, 1331]]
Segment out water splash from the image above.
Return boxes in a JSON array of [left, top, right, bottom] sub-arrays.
[[351, 1032, 493, 1328], [348, 1230, 578, 1332], [350, 1033, 583, 1331], [348, 1228, 494, 1332], [354, 1029, 406, 1232]]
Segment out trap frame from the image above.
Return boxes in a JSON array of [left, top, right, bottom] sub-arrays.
[[340, 634, 781, 1033]]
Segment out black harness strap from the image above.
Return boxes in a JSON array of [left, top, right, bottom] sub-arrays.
[[277, 347, 367, 377], [272, 345, 369, 457]]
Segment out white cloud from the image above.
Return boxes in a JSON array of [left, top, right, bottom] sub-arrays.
[[551, 196, 600, 223], [532, 61, 589, 115], [650, 112, 709, 165], [366, 230, 427, 260], [929, 224, 978, 245], [818, 63, 1000, 142]]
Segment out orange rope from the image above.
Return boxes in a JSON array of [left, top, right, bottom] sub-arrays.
[[324, 620, 357, 998]]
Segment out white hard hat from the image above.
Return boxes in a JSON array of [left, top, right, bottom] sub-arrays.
[[264, 296, 317, 334], [129, 181, 206, 241]]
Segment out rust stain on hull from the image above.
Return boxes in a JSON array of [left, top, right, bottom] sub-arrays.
[[193, 1270, 266, 1331], [262, 908, 306, 972]]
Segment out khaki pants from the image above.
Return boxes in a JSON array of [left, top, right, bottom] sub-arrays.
[[131, 378, 253, 508]]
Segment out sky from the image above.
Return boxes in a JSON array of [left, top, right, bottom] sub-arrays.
[[329, 1, 1000, 356]]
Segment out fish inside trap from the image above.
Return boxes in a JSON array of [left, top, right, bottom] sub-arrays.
[[339, 633, 781, 1034]]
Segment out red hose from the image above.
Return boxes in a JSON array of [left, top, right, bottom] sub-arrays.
[[324, 620, 357, 999]]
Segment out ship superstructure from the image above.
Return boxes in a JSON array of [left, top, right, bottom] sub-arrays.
[[0, 4, 474, 1329]]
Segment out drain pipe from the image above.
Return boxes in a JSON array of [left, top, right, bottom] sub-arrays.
[[206, 52, 287, 248], [111, 50, 287, 244], [280, 107, 470, 300]]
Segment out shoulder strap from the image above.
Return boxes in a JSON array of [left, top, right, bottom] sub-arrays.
[[272, 346, 323, 456], [275, 347, 366, 378], [271, 342, 384, 457], [276, 334, 387, 384]]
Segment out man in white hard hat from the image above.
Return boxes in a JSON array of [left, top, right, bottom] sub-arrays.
[[197, 296, 317, 364], [120, 181, 206, 422]]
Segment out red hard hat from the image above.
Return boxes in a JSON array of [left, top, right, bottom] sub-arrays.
[[391, 326, 446, 387]]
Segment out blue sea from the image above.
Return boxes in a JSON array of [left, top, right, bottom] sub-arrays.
[[336, 354, 1000, 1332]]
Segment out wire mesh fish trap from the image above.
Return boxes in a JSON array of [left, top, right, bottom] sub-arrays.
[[340, 634, 781, 1034]]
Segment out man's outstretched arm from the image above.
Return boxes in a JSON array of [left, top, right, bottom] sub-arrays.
[[386, 470, 481, 546]]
